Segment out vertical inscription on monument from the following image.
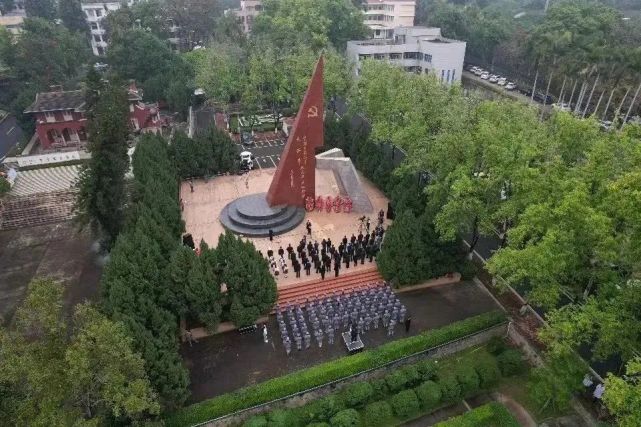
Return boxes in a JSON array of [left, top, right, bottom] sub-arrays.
[[266, 57, 324, 207]]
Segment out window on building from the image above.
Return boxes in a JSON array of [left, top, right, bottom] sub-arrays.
[[452, 69, 456, 81], [446, 69, 450, 83], [44, 112, 56, 122], [441, 69, 444, 82], [373, 53, 386, 60], [85, 10, 92, 18], [90, 22, 98, 30], [424, 68, 429, 74], [62, 111, 73, 121], [389, 53, 401, 60], [93, 35, 102, 43], [255, 4, 263, 11], [403, 52, 420, 59], [358, 54, 371, 60], [424, 54, 432, 63], [97, 46, 105, 56], [95, 8, 102, 17]]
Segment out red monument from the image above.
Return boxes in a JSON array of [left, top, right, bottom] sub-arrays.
[[266, 56, 324, 207]]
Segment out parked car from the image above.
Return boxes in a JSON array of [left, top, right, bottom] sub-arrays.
[[240, 151, 254, 170], [552, 102, 572, 112], [533, 92, 554, 105], [489, 75, 499, 83], [497, 77, 507, 86], [599, 120, 613, 131], [480, 72, 490, 80], [505, 82, 517, 91], [241, 131, 254, 146], [474, 68, 484, 76]]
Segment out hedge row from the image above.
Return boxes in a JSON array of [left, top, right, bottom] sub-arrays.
[[166, 310, 506, 426], [433, 402, 520, 427], [242, 345, 518, 427]]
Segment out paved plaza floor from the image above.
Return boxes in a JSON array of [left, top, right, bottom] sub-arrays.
[[181, 281, 501, 403], [180, 168, 390, 287]]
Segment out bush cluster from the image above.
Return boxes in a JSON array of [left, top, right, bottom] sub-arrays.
[[433, 402, 520, 427], [237, 339, 515, 427], [497, 349, 525, 377]]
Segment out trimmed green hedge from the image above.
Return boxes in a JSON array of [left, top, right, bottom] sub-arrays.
[[166, 311, 506, 426], [433, 402, 520, 427]]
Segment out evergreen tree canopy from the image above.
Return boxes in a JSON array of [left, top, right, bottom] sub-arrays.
[[24, 0, 55, 20], [58, 0, 87, 33], [170, 127, 239, 179]]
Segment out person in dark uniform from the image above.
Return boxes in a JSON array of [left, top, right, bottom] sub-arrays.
[[364, 233, 370, 245], [327, 238, 332, 248], [405, 316, 412, 332], [321, 238, 327, 250], [366, 217, 371, 232], [287, 243, 293, 254], [342, 235, 348, 245], [345, 252, 350, 268], [306, 220, 312, 235], [314, 240, 319, 252], [305, 260, 311, 276], [267, 248, 274, 258], [278, 246, 284, 257], [357, 232, 363, 243], [350, 234, 356, 244], [320, 263, 326, 280], [294, 260, 301, 278], [359, 245, 366, 265], [334, 260, 340, 277], [367, 244, 374, 262], [269, 229, 274, 241]]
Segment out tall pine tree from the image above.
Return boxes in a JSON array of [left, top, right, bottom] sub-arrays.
[[75, 81, 129, 250], [58, 0, 87, 33]]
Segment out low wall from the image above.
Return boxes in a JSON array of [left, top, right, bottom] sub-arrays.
[[201, 321, 508, 427], [3, 150, 90, 168]]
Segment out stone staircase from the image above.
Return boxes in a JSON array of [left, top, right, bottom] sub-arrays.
[[276, 265, 384, 308], [0, 190, 77, 230]]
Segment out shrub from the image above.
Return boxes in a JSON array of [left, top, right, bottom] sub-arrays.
[[475, 355, 501, 389], [268, 408, 298, 427], [455, 364, 480, 396], [306, 423, 330, 427], [415, 380, 442, 409], [370, 378, 389, 400], [385, 370, 408, 393], [416, 360, 438, 381], [433, 402, 519, 427], [486, 336, 507, 355], [341, 381, 374, 408], [389, 389, 420, 419], [402, 365, 422, 387], [363, 401, 394, 427], [497, 349, 525, 377], [243, 415, 268, 427], [165, 311, 506, 426], [0, 177, 10, 196], [301, 395, 345, 423], [438, 374, 461, 402], [329, 409, 360, 427]]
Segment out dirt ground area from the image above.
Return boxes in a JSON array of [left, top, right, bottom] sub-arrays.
[[0, 221, 102, 324], [180, 168, 391, 287], [181, 281, 501, 403]]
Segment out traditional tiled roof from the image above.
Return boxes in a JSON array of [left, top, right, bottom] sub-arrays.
[[24, 90, 86, 113], [9, 165, 80, 197]]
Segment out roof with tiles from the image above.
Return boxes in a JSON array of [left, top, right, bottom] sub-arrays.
[[9, 165, 80, 197], [24, 90, 86, 114]]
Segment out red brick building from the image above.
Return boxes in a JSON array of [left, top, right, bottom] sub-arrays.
[[25, 83, 161, 150]]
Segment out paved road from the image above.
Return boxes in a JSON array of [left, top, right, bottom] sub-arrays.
[[0, 114, 23, 160]]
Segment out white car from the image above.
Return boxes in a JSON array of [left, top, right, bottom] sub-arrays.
[[489, 75, 498, 83], [505, 82, 516, 90], [599, 120, 613, 131], [240, 151, 254, 170], [497, 78, 507, 86], [552, 102, 571, 112], [480, 72, 490, 80], [474, 68, 484, 76]]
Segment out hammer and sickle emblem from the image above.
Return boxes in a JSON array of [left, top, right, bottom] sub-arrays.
[[307, 106, 318, 118]]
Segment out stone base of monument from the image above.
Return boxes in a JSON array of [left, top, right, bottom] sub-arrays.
[[220, 193, 305, 237], [342, 331, 365, 354]]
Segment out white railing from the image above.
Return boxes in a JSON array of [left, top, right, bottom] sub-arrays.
[[3, 150, 90, 168]]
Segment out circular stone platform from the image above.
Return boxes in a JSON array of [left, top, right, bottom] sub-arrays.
[[219, 193, 306, 237]]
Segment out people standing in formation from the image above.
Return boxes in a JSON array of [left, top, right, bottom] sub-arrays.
[[264, 215, 386, 282], [275, 282, 408, 354]]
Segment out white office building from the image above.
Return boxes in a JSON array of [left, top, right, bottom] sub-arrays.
[[346, 27, 466, 85], [363, 0, 415, 39]]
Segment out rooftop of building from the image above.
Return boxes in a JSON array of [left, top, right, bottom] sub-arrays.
[[24, 90, 86, 114], [348, 26, 464, 46], [0, 15, 24, 26]]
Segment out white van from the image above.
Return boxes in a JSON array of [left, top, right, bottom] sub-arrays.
[[240, 151, 254, 170]]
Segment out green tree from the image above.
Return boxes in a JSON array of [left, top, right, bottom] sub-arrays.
[[0, 278, 159, 425], [75, 82, 130, 250], [58, 0, 87, 33], [603, 357, 641, 427], [170, 127, 239, 178], [0, 0, 15, 15], [24, 0, 55, 20], [210, 231, 277, 327]]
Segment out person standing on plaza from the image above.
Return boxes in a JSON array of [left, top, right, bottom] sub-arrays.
[[306, 220, 312, 235], [269, 229, 274, 241], [189, 178, 194, 193], [320, 263, 326, 280], [405, 315, 411, 332]]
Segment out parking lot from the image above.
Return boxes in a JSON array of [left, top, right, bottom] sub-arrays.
[[236, 134, 286, 169]]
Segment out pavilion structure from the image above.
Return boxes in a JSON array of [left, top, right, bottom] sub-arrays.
[[219, 57, 325, 237]]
